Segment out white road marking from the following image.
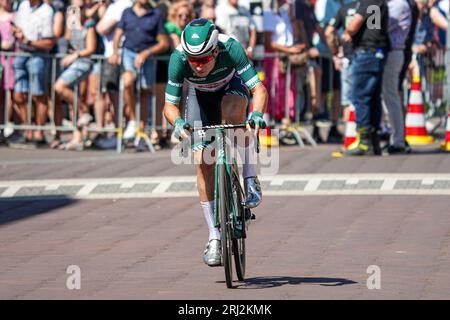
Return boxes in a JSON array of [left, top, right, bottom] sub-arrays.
[[1, 174, 450, 200]]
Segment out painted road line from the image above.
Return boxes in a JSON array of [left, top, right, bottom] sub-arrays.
[[2, 174, 450, 200], [152, 181, 173, 194]]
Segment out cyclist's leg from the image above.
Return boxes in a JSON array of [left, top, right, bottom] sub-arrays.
[[222, 75, 261, 208], [222, 76, 257, 179], [185, 85, 221, 243]]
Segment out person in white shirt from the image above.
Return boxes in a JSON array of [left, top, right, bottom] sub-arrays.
[[215, 0, 256, 58], [263, 0, 301, 122], [11, 0, 54, 146]]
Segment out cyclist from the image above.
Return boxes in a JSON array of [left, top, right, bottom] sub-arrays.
[[163, 19, 268, 267]]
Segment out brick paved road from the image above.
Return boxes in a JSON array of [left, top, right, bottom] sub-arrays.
[[1, 144, 450, 299]]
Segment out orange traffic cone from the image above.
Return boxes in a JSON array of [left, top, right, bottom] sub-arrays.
[[405, 75, 434, 145], [343, 105, 357, 149], [441, 109, 450, 151]]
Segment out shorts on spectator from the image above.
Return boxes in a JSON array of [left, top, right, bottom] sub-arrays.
[[59, 58, 94, 87], [92, 60, 101, 75], [100, 61, 120, 92], [14, 55, 50, 95], [121, 48, 155, 89]]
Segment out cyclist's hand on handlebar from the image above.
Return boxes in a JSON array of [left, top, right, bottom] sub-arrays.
[[247, 111, 266, 135], [174, 118, 191, 141]]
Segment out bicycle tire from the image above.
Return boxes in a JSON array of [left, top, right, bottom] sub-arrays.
[[218, 163, 233, 288], [230, 164, 246, 281]]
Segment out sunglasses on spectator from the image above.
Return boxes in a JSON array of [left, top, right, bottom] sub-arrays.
[[187, 54, 214, 66]]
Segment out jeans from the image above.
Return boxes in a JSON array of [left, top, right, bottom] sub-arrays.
[[122, 48, 155, 90], [14, 55, 49, 96], [351, 49, 386, 130]]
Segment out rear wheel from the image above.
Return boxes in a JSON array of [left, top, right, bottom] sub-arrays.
[[218, 163, 233, 288]]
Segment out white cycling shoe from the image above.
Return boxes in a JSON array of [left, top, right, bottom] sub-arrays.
[[244, 176, 262, 208], [203, 239, 221, 267]]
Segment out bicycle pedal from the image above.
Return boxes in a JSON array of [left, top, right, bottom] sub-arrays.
[[251, 213, 256, 220]]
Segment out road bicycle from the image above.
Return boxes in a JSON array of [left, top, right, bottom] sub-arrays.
[[184, 121, 259, 288]]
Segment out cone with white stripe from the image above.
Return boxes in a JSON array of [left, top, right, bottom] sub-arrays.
[[405, 75, 434, 145], [343, 105, 358, 149], [441, 109, 450, 151]]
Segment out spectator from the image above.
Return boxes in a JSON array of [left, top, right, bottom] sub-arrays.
[[166, 0, 195, 48], [152, 0, 194, 149], [190, 0, 203, 18], [409, 0, 434, 77], [214, 0, 256, 59], [199, 3, 216, 23], [398, 0, 419, 94], [10, 0, 55, 148], [109, 0, 169, 145], [314, 0, 347, 143], [55, 0, 98, 151], [263, 0, 299, 122], [430, 0, 448, 45], [294, 0, 326, 141], [325, 0, 358, 125], [85, 0, 107, 129], [46, 0, 67, 149], [94, 0, 132, 149], [382, 0, 411, 154], [0, 0, 15, 143], [343, 0, 389, 156]]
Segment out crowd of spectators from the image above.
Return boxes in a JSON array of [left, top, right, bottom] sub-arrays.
[[0, 0, 448, 155]]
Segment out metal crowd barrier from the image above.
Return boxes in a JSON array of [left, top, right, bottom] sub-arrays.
[[0, 50, 322, 152], [0, 51, 172, 153]]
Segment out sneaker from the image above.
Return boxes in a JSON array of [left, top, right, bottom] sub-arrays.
[[8, 135, 37, 150], [244, 176, 262, 208], [387, 145, 407, 155], [203, 239, 221, 267], [123, 120, 137, 140], [3, 122, 14, 138], [77, 113, 93, 127]]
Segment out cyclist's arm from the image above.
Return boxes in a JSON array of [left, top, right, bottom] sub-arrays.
[[250, 83, 268, 115], [163, 49, 185, 125], [163, 102, 181, 126], [228, 37, 267, 113]]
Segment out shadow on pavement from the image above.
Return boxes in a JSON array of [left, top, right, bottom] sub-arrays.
[[233, 276, 358, 289], [0, 196, 77, 226]]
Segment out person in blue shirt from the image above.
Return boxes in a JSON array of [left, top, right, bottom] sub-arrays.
[[109, 0, 169, 143]]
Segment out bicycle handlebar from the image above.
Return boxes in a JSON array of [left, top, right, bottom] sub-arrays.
[[183, 119, 256, 132], [182, 120, 261, 153]]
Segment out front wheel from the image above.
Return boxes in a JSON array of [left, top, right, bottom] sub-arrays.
[[218, 163, 233, 288], [230, 166, 246, 281]]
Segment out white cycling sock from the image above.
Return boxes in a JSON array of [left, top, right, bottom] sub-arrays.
[[237, 142, 257, 179], [201, 201, 221, 241]]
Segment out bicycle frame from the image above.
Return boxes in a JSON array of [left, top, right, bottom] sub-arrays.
[[213, 127, 243, 239]]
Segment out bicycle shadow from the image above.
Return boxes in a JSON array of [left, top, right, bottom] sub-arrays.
[[231, 276, 358, 289]]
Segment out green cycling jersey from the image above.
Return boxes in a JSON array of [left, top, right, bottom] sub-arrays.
[[165, 34, 261, 106]]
